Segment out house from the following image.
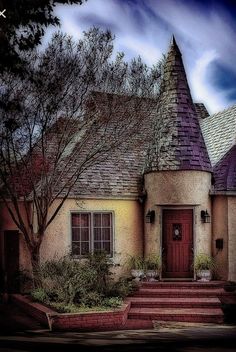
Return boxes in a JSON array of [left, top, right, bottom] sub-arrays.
[[1, 36, 236, 291]]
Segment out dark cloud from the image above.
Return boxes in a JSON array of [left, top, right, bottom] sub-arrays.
[[75, 14, 121, 33], [207, 61, 236, 104]]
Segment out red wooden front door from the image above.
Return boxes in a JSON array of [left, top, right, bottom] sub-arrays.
[[162, 209, 193, 278]]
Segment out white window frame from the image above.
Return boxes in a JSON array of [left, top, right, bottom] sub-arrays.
[[70, 211, 114, 257]]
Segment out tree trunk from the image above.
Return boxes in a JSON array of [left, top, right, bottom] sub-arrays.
[[30, 244, 41, 287]]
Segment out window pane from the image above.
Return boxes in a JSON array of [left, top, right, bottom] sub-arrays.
[[72, 228, 80, 241], [102, 228, 110, 241], [81, 242, 89, 255], [81, 228, 89, 241], [94, 228, 101, 241], [72, 242, 80, 255], [94, 242, 102, 251], [102, 214, 111, 227], [103, 242, 111, 253], [81, 213, 89, 227], [71, 214, 80, 226], [94, 214, 101, 227]]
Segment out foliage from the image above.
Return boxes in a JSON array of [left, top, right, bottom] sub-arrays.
[[31, 287, 48, 303], [102, 297, 122, 308], [34, 254, 97, 304], [86, 251, 113, 294], [107, 277, 138, 298], [144, 254, 161, 271], [80, 291, 103, 307], [193, 253, 216, 271], [31, 252, 130, 311], [126, 255, 146, 270], [0, 0, 86, 74]]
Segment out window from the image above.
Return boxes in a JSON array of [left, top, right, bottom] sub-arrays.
[[71, 212, 113, 256]]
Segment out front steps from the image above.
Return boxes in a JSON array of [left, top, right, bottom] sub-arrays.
[[126, 281, 225, 324]]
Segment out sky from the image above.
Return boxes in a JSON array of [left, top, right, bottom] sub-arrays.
[[45, 0, 236, 114]]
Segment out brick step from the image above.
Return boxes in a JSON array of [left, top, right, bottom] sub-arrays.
[[127, 297, 221, 308], [128, 307, 224, 324], [134, 288, 223, 298], [141, 281, 225, 289]]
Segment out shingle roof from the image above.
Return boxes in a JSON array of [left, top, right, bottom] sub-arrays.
[[213, 145, 236, 191], [194, 103, 210, 120], [145, 36, 211, 172], [200, 104, 236, 166]]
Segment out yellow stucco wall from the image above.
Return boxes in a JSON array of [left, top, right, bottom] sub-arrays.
[[228, 197, 236, 281], [144, 170, 212, 273], [212, 196, 228, 280], [40, 198, 143, 276]]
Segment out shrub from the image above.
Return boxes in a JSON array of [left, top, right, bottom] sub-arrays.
[[33, 255, 97, 304], [194, 253, 216, 271], [31, 287, 48, 304], [86, 250, 113, 295], [145, 254, 161, 271], [80, 291, 103, 307], [102, 297, 123, 308], [31, 251, 133, 312], [108, 277, 138, 298], [126, 255, 145, 270]]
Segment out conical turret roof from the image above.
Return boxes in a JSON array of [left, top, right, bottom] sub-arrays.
[[145, 36, 212, 172]]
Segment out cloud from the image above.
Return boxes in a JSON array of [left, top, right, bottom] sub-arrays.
[[190, 50, 227, 112], [46, 0, 236, 113]]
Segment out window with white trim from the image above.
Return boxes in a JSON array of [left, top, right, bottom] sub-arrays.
[[71, 212, 113, 256]]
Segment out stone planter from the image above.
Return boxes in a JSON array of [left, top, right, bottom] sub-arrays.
[[131, 269, 144, 281], [146, 270, 159, 281], [197, 270, 212, 282]]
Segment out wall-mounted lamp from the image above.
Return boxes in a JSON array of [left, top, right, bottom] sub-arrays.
[[201, 209, 211, 223], [145, 210, 155, 223]]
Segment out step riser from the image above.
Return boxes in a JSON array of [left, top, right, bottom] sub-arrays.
[[135, 290, 221, 298], [141, 283, 224, 289], [131, 302, 221, 308], [128, 313, 224, 324]]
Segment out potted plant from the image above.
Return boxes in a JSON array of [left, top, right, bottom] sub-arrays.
[[223, 281, 236, 292], [126, 255, 145, 281], [145, 254, 161, 281], [194, 253, 216, 281]]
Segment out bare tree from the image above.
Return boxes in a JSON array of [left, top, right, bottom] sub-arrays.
[[0, 28, 162, 274]]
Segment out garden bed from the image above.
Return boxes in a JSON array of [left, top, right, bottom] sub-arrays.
[[11, 294, 131, 331]]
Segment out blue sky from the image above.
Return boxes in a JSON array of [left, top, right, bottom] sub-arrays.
[[45, 0, 236, 114]]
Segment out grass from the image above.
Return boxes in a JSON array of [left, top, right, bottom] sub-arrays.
[[50, 302, 123, 313]]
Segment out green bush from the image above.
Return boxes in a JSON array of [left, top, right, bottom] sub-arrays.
[[31, 251, 133, 312], [80, 291, 103, 307], [102, 297, 123, 308], [193, 253, 216, 271], [34, 255, 97, 304], [126, 255, 145, 270], [108, 277, 138, 298], [31, 287, 48, 304]]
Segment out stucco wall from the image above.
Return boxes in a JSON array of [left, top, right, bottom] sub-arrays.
[[40, 198, 143, 276], [0, 203, 31, 272], [228, 197, 236, 281], [144, 170, 212, 266], [212, 196, 228, 280]]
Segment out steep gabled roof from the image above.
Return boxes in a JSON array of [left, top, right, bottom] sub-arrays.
[[145, 36, 211, 172], [200, 104, 236, 166], [213, 145, 236, 191]]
